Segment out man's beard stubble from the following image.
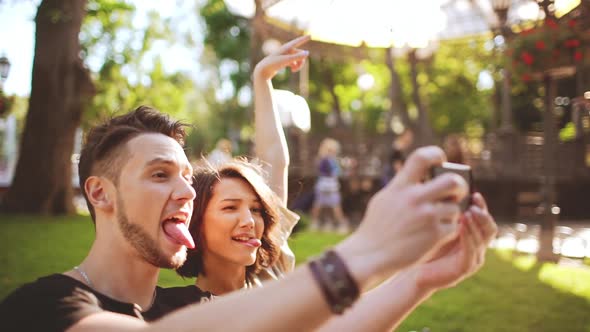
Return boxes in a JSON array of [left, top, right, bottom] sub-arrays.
[[117, 196, 187, 269]]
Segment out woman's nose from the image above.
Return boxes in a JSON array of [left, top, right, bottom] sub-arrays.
[[239, 209, 255, 228]]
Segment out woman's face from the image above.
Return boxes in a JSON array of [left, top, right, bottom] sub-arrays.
[[201, 177, 265, 269]]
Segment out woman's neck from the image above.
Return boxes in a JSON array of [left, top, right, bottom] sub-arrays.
[[196, 256, 247, 295]]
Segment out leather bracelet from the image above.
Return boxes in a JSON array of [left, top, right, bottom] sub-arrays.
[[308, 249, 360, 314]]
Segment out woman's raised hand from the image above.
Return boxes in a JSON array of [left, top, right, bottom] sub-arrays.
[[253, 35, 311, 81]]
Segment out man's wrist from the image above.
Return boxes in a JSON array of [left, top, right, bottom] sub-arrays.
[[404, 267, 438, 297], [333, 235, 394, 292]]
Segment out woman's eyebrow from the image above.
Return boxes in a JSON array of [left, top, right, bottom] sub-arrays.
[[220, 198, 241, 202]]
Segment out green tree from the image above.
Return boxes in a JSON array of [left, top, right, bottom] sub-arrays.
[[2, 0, 94, 214], [2, 0, 203, 214]]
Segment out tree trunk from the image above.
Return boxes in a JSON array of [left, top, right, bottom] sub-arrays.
[[385, 48, 410, 131], [408, 49, 434, 146], [250, 0, 266, 77], [2, 0, 94, 215], [318, 59, 344, 128]]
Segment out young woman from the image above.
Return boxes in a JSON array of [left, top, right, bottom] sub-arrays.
[[162, 36, 311, 300]]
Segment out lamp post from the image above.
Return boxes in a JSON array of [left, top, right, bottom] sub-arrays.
[[0, 54, 12, 185], [491, 0, 521, 180], [492, 0, 513, 132]]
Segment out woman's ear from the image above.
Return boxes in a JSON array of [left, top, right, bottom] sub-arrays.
[[84, 176, 114, 213]]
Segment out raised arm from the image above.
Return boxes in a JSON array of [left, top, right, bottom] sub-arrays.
[[68, 147, 470, 332], [253, 35, 310, 205]]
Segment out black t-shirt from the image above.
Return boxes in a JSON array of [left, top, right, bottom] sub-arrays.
[[0, 274, 188, 332], [157, 285, 214, 306]]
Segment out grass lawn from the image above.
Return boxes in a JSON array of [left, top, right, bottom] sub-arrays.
[[1, 214, 590, 331]]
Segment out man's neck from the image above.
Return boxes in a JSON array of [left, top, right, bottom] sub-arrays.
[[196, 256, 247, 295], [66, 239, 160, 310]]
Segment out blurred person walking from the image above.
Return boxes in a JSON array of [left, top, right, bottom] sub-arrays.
[[311, 138, 350, 233]]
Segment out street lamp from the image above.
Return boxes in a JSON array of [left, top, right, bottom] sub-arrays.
[[0, 55, 10, 90], [492, 0, 510, 29]]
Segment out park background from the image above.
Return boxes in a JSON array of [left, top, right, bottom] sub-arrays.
[[1, 0, 590, 330]]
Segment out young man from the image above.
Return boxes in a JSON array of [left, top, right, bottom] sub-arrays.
[[1, 104, 491, 331]]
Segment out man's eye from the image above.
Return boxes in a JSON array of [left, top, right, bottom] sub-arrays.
[[153, 172, 168, 179]]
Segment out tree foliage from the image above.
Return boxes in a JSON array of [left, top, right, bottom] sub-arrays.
[[426, 38, 495, 136], [81, 0, 198, 125]]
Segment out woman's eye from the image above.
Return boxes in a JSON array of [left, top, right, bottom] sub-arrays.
[[223, 206, 236, 211], [251, 207, 263, 214]]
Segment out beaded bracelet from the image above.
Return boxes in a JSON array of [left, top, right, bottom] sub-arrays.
[[309, 249, 360, 314]]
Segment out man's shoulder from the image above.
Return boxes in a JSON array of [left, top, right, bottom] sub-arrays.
[[2, 274, 84, 302], [0, 274, 103, 332]]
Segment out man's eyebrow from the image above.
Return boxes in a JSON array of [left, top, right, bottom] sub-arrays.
[[145, 158, 192, 172], [145, 158, 176, 167]]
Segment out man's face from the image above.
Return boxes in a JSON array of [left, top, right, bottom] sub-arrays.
[[114, 133, 196, 269]]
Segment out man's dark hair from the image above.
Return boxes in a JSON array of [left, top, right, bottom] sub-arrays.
[[78, 105, 189, 222], [176, 159, 280, 282]]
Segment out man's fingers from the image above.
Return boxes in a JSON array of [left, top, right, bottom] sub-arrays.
[[431, 202, 462, 243], [464, 212, 484, 248], [472, 192, 488, 212], [470, 205, 497, 245], [417, 172, 468, 206], [277, 35, 311, 54], [392, 146, 446, 188]]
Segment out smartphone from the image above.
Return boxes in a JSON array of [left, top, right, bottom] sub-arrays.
[[430, 162, 473, 211]]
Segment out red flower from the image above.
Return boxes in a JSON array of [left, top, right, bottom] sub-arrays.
[[521, 51, 534, 65], [521, 28, 536, 36], [568, 19, 576, 28], [546, 19, 558, 29], [535, 41, 546, 50], [574, 51, 583, 62], [522, 74, 532, 82], [564, 39, 580, 48]]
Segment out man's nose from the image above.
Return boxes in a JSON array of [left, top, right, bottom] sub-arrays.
[[172, 177, 196, 202]]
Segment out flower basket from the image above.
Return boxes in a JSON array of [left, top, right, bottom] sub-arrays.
[[509, 17, 590, 82]]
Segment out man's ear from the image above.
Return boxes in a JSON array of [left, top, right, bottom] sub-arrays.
[[85, 176, 115, 213]]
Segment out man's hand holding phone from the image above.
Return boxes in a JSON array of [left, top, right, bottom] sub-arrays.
[[429, 162, 473, 211]]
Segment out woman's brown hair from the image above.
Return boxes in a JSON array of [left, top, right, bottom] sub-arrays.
[[176, 159, 281, 282]]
